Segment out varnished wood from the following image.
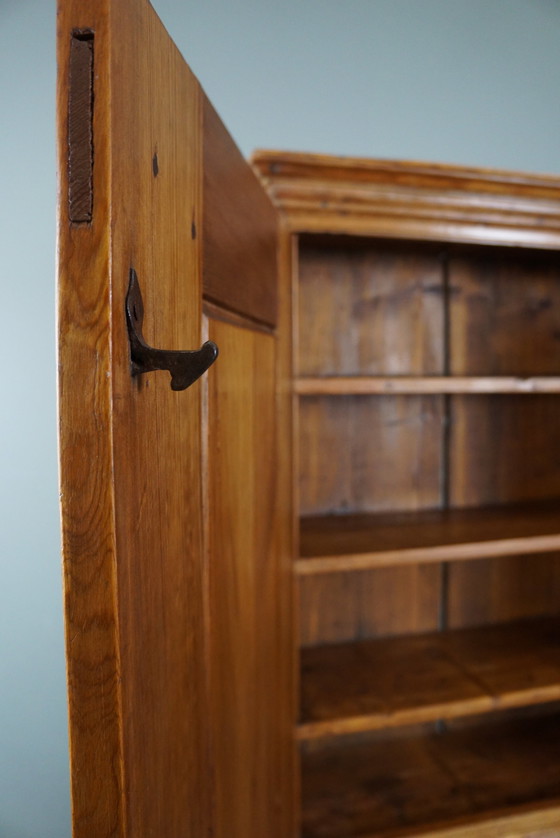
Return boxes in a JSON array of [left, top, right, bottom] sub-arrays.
[[206, 316, 294, 838], [297, 240, 444, 378], [301, 710, 560, 838], [297, 500, 560, 574], [448, 251, 560, 377], [58, 2, 213, 835], [386, 805, 560, 838], [299, 617, 560, 739], [449, 396, 560, 507], [447, 553, 560, 631], [298, 565, 442, 647], [299, 395, 444, 517], [252, 151, 560, 249], [58, 4, 122, 833], [253, 151, 560, 837], [203, 97, 278, 327], [296, 376, 560, 395], [58, 6, 294, 837]]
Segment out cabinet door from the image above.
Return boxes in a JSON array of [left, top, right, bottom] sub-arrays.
[[56, 2, 294, 837]]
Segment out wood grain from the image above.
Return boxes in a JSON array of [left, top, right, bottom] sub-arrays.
[[253, 151, 560, 838], [299, 395, 444, 516], [207, 317, 292, 837], [296, 376, 560, 395], [58, 3, 124, 834], [203, 132, 295, 836], [297, 500, 560, 574], [301, 709, 560, 838], [203, 96, 278, 326], [449, 396, 560, 507], [298, 564, 441, 647], [447, 553, 560, 630], [449, 251, 560, 377], [106, 4, 213, 836], [299, 617, 560, 739], [386, 805, 560, 838], [252, 150, 560, 249], [58, 3, 294, 837], [297, 239, 444, 377]]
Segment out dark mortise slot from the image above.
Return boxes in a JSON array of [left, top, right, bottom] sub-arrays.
[[68, 30, 94, 223]]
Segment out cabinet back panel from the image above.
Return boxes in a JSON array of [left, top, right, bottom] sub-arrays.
[[297, 240, 445, 377], [299, 395, 445, 516], [299, 564, 442, 647], [449, 395, 560, 507], [447, 554, 560, 630], [449, 252, 560, 376]]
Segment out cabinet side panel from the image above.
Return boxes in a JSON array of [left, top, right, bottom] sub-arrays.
[[207, 316, 295, 838]]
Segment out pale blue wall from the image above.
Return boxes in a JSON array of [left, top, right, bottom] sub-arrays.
[[154, 0, 560, 171], [1, 1, 559, 835]]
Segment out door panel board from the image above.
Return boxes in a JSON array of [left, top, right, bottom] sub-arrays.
[[58, 1, 294, 836]]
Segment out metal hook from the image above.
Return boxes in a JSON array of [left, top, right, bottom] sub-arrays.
[[126, 268, 218, 391]]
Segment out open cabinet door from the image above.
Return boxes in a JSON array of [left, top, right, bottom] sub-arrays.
[[56, 2, 295, 837]]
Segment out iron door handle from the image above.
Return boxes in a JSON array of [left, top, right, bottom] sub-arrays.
[[126, 268, 218, 391]]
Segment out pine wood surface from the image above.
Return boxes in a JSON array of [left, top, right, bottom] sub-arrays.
[[299, 616, 560, 739], [58, 4, 123, 833], [296, 241, 444, 378], [298, 564, 442, 647], [296, 376, 560, 394], [299, 395, 444, 518], [253, 152, 560, 838], [447, 553, 560, 630], [301, 709, 560, 838], [206, 317, 294, 838], [448, 252, 560, 377], [58, 1, 212, 834], [203, 97, 278, 326], [297, 500, 560, 574], [252, 151, 560, 249], [449, 396, 560, 508], [387, 806, 560, 838], [58, 4, 294, 836]]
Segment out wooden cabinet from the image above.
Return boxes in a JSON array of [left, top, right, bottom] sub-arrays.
[[56, 4, 294, 837], [253, 153, 560, 837], [58, 4, 560, 833]]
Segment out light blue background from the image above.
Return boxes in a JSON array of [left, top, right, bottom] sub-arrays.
[[1, 1, 559, 835]]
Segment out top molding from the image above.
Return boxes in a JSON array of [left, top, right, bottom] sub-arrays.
[[251, 151, 560, 250]]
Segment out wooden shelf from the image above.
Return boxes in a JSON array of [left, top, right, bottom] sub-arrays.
[[301, 709, 560, 838], [299, 616, 560, 740], [296, 376, 560, 396], [297, 501, 560, 575]]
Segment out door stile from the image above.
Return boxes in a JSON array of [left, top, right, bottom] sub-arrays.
[[57, 3, 126, 836], [58, 1, 213, 835]]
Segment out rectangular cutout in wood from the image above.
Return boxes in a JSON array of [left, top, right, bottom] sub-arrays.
[[68, 30, 94, 223]]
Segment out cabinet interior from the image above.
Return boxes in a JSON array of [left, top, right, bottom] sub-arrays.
[[294, 233, 560, 836]]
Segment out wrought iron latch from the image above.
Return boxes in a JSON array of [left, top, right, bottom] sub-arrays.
[[126, 268, 218, 391]]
